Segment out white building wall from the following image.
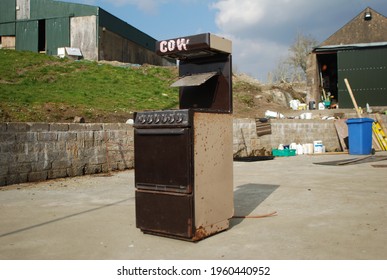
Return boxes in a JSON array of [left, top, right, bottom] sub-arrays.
[[16, 0, 30, 20], [70, 16, 98, 61]]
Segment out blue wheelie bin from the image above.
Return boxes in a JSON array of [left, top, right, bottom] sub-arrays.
[[346, 118, 374, 155]]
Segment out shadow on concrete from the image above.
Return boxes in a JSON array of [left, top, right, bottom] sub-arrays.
[[230, 183, 279, 228], [0, 198, 131, 238]]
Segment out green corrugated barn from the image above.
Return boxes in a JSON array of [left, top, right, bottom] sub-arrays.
[[0, 0, 171, 66], [307, 7, 387, 108]]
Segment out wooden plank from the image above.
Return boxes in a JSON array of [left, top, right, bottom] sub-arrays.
[[256, 121, 271, 136], [337, 155, 372, 165], [310, 151, 349, 156], [344, 78, 362, 118], [371, 164, 387, 168], [334, 119, 348, 151]]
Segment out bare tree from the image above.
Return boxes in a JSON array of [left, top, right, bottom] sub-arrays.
[[271, 32, 318, 83], [270, 56, 292, 83], [288, 32, 318, 75]]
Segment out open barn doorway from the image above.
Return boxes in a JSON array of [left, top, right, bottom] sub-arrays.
[[317, 52, 338, 107], [38, 20, 46, 53]]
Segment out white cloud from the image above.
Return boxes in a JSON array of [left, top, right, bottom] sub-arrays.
[[211, 0, 343, 40], [103, 0, 167, 14], [223, 34, 289, 81], [101, 0, 200, 15], [210, 0, 386, 81], [61, 0, 163, 16], [210, 0, 265, 33]]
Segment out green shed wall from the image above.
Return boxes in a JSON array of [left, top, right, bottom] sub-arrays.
[[99, 9, 155, 52], [30, 0, 98, 19], [46, 17, 70, 55], [0, 0, 16, 35], [338, 47, 387, 108], [1, 0, 167, 66], [0, 23, 15, 36], [0, 0, 16, 22], [15, 20, 38, 52], [1, 0, 98, 41]]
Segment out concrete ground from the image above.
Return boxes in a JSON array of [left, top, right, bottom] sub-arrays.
[[1, 152, 386, 260]]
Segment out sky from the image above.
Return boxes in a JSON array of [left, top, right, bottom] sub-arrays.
[[60, 0, 387, 82]]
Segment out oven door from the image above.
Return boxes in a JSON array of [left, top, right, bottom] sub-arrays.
[[136, 190, 194, 239], [134, 127, 192, 193]]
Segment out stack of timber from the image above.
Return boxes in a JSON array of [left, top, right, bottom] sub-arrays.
[[255, 119, 272, 136]]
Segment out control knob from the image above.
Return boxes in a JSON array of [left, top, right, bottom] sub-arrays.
[[168, 114, 175, 124], [176, 113, 183, 123], [138, 115, 146, 124], [154, 114, 160, 124]]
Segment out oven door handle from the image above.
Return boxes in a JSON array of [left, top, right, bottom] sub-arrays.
[[135, 128, 185, 135]]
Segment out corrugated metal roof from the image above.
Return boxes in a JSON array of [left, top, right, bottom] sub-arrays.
[[30, 0, 98, 19], [314, 42, 387, 52]]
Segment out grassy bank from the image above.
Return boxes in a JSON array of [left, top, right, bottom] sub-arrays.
[[0, 49, 179, 122]]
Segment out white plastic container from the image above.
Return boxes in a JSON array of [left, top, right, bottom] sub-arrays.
[[296, 144, 304, 155], [303, 143, 314, 154], [265, 110, 285, 119], [304, 112, 312, 119], [289, 100, 300, 110], [313, 140, 323, 153]]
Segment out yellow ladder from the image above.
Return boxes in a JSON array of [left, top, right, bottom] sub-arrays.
[[373, 121, 387, 151]]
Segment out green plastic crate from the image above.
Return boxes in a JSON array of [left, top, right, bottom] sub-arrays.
[[272, 149, 296, 157]]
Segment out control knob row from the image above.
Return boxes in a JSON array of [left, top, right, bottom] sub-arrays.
[[137, 113, 184, 124]]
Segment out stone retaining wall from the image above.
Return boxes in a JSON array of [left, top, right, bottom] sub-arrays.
[[261, 119, 342, 152], [232, 119, 342, 156], [233, 114, 387, 156], [0, 123, 133, 186], [233, 118, 261, 157], [2, 116, 385, 186]]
